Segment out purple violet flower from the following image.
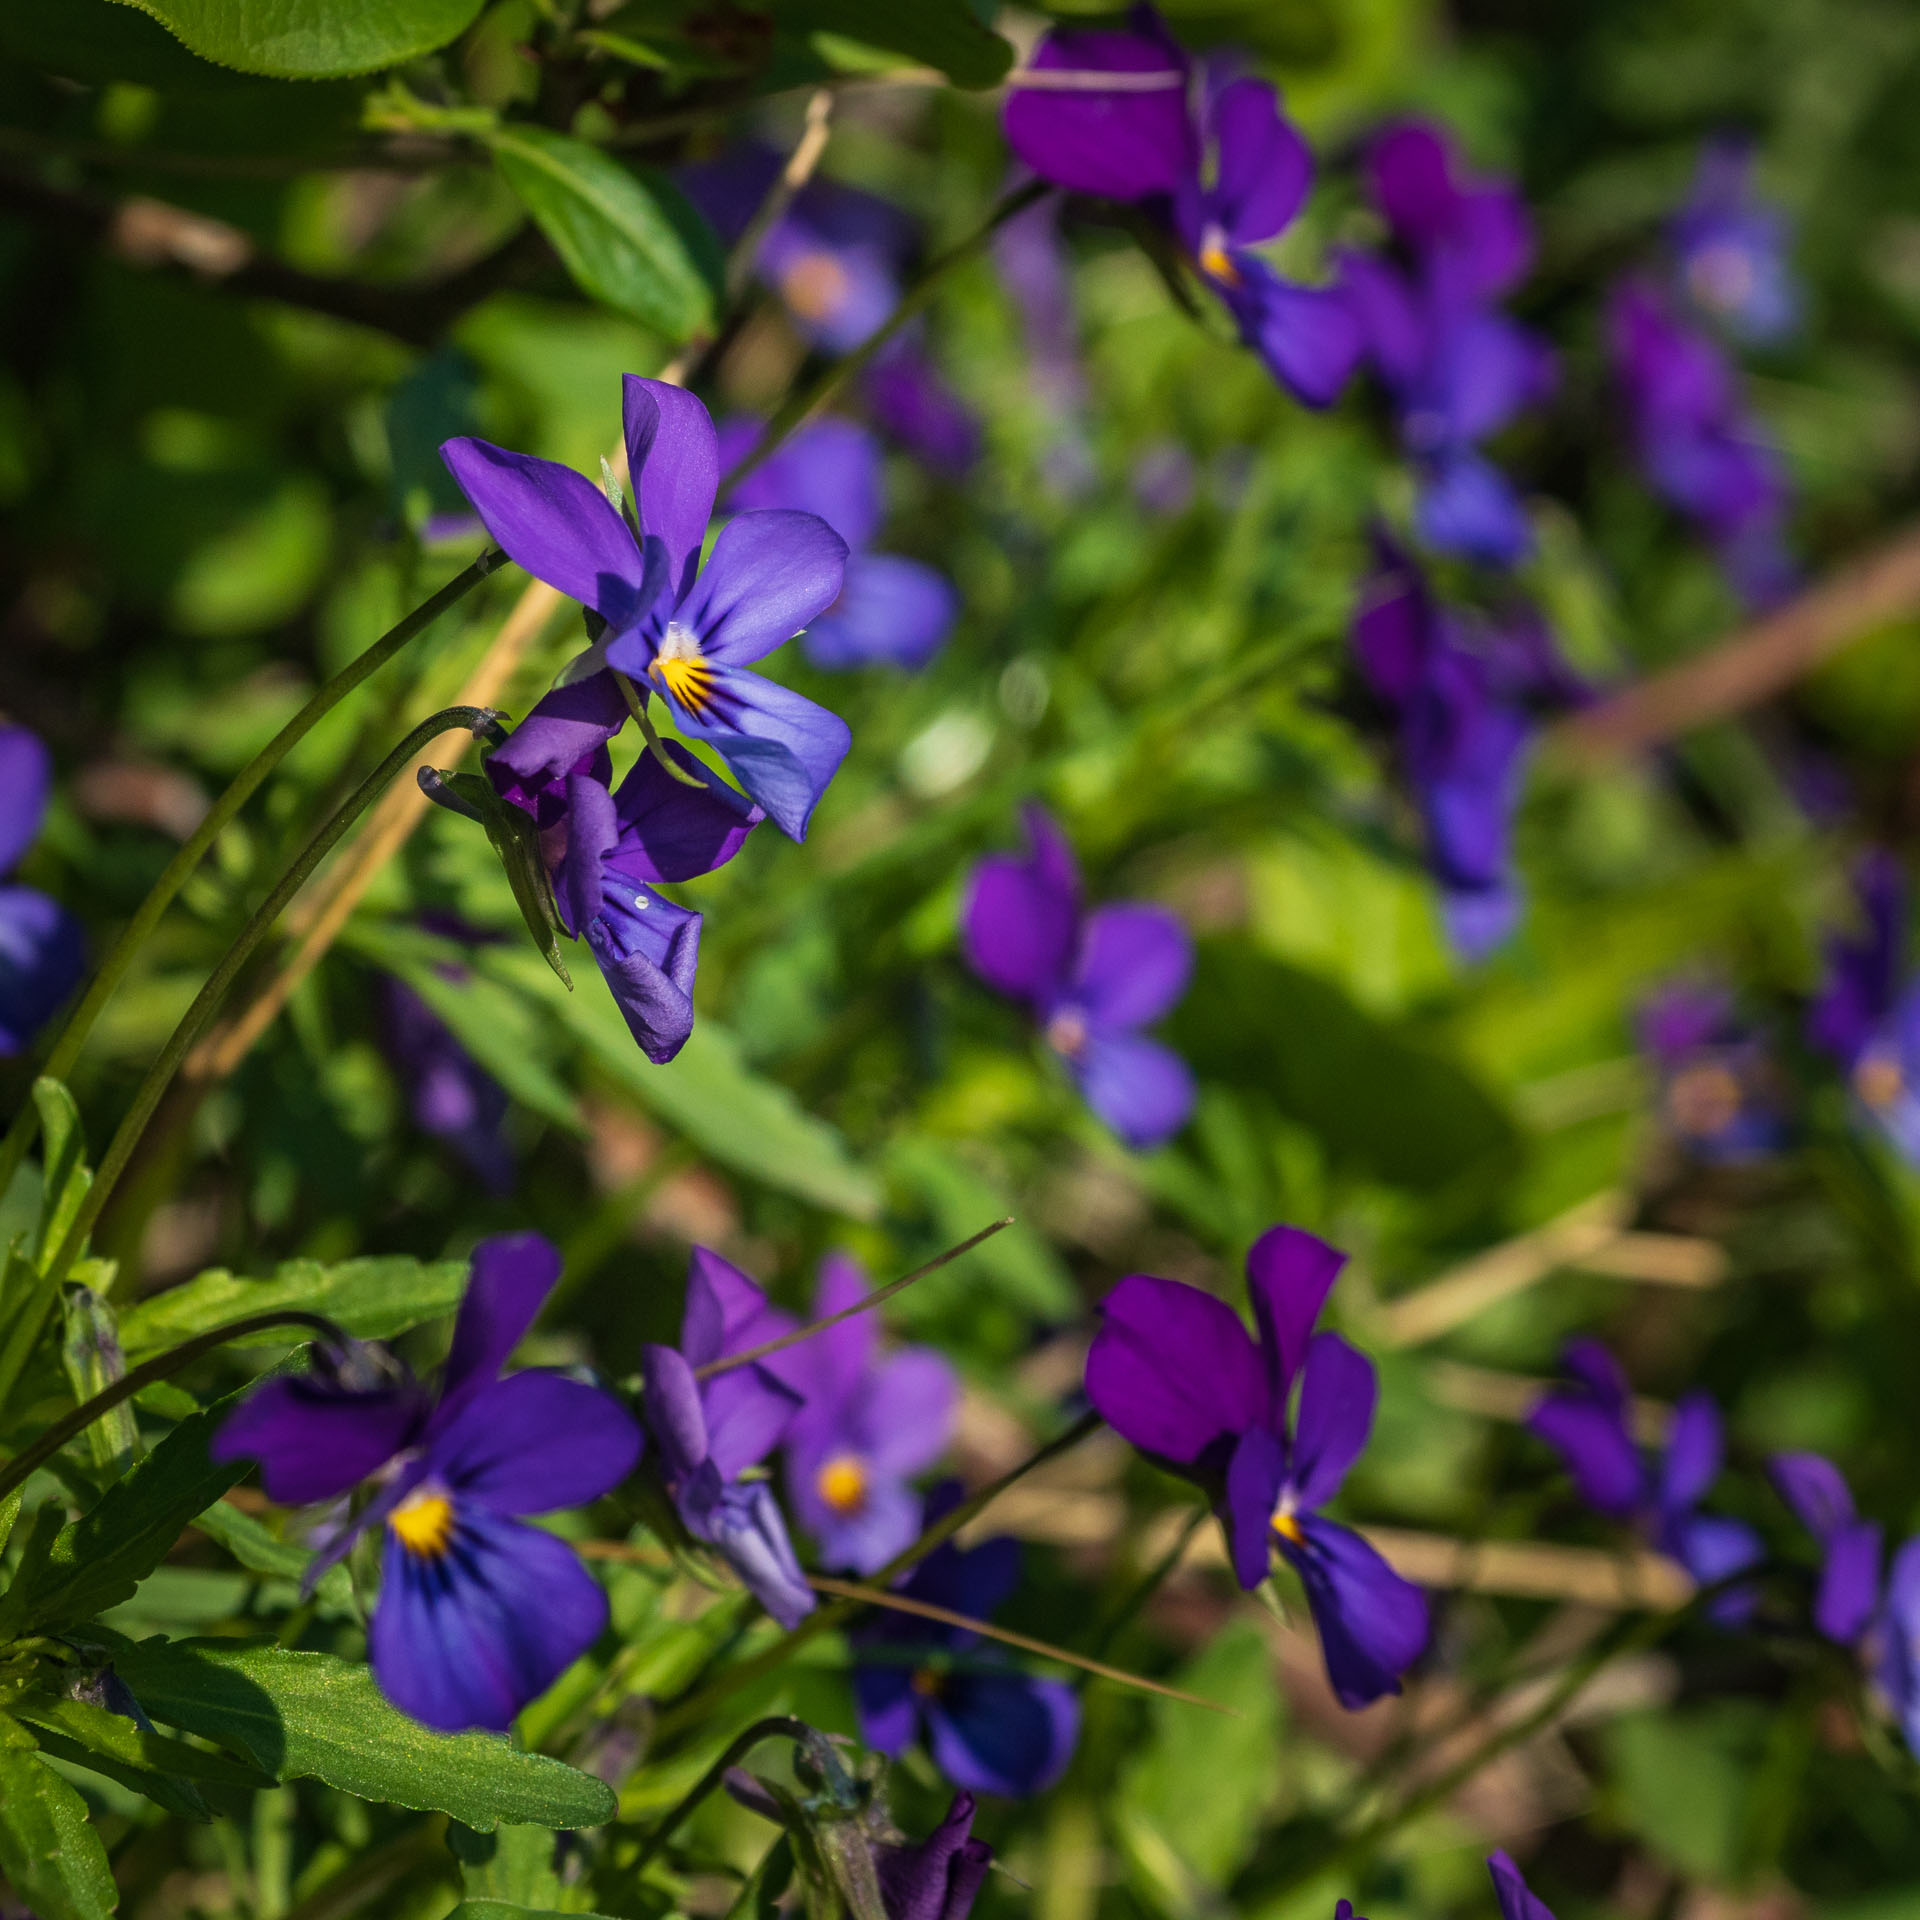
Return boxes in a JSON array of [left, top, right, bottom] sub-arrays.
[[1338, 122, 1553, 569], [1671, 137, 1800, 346], [1771, 1452, 1884, 1649], [213, 1233, 640, 1732], [962, 804, 1195, 1151], [442, 378, 850, 841], [1636, 979, 1784, 1162], [1002, 7, 1360, 409], [717, 416, 959, 673], [1084, 1224, 1430, 1707], [1529, 1341, 1762, 1620], [0, 726, 85, 1056], [876, 1791, 994, 1920], [854, 1484, 1080, 1797], [376, 972, 513, 1193], [1487, 1852, 1557, 1920], [638, 1247, 815, 1629], [763, 1252, 958, 1575]]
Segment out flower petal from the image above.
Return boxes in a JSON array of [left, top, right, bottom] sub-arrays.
[[1221, 262, 1363, 410], [704, 1361, 803, 1481], [1206, 76, 1310, 246], [803, 554, 958, 672], [1224, 1424, 1286, 1590], [430, 1371, 641, 1515], [1072, 903, 1192, 1030], [862, 339, 981, 475], [799, 1467, 922, 1576], [962, 854, 1076, 1008], [671, 508, 848, 668], [1073, 1027, 1195, 1150], [213, 1376, 426, 1508], [640, 1342, 708, 1482], [1769, 1450, 1856, 1541], [369, 1508, 608, 1732], [1487, 1852, 1556, 1920], [0, 886, 86, 1057], [1817, 1517, 1883, 1646], [1657, 1392, 1723, 1514], [605, 744, 763, 884], [1086, 1273, 1265, 1465], [1245, 1224, 1347, 1408], [624, 376, 719, 602], [698, 1477, 816, 1627], [682, 1246, 792, 1369], [723, 415, 885, 553], [874, 1793, 992, 1920], [1414, 448, 1533, 569], [904, 1530, 1023, 1625], [1285, 1514, 1430, 1708], [770, 1248, 874, 1405], [440, 438, 655, 627], [853, 1659, 923, 1756], [1527, 1390, 1643, 1520], [1665, 1511, 1763, 1624], [862, 1348, 959, 1478], [485, 671, 627, 817], [439, 1232, 562, 1414], [0, 727, 51, 877], [1289, 1332, 1378, 1510], [585, 892, 701, 1065], [926, 1671, 1079, 1798]]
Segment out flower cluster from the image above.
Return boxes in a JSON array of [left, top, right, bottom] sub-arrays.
[[1637, 978, 1784, 1162]]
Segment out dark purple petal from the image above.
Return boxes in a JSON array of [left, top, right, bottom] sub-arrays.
[[1367, 122, 1458, 254], [1072, 903, 1192, 1030], [1071, 1027, 1195, 1149], [1770, 1451, 1856, 1540], [1336, 249, 1426, 393], [1666, 1511, 1763, 1625], [925, 1671, 1080, 1798], [1561, 1338, 1631, 1409], [1002, 16, 1195, 202], [802, 554, 958, 673], [722, 415, 885, 553], [698, 1478, 816, 1627], [605, 744, 762, 884], [429, 1370, 641, 1516], [439, 1231, 562, 1414], [557, 771, 619, 937], [1284, 1514, 1430, 1708], [1350, 539, 1433, 707], [903, 1526, 1023, 1627], [1810, 850, 1906, 1067], [585, 889, 701, 1065], [682, 1246, 791, 1368], [874, 1792, 992, 1920], [1222, 264, 1363, 410], [854, 1659, 923, 1755], [624, 376, 720, 602], [1203, 76, 1309, 246], [1528, 1390, 1643, 1520], [1225, 1424, 1287, 1589], [1085, 1273, 1266, 1464], [761, 218, 900, 355], [0, 727, 51, 877], [1289, 1332, 1377, 1510], [212, 1375, 427, 1508], [368, 1506, 608, 1732], [1817, 1518, 1883, 1646], [1487, 1852, 1556, 1920], [1657, 1392, 1723, 1514], [0, 886, 86, 1057], [1244, 1224, 1347, 1408], [440, 438, 656, 628], [1414, 449, 1532, 569], [861, 339, 981, 475], [1878, 1537, 1920, 1748], [703, 1361, 802, 1481], [485, 671, 628, 816], [640, 1342, 709, 1483], [664, 509, 849, 669], [1367, 121, 1531, 297], [962, 848, 1078, 1008]]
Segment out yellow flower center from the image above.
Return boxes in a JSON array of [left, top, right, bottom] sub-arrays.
[[910, 1666, 944, 1699], [649, 622, 719, 719], [1198, 240, 1240, 286], [1857, 1054, 1905, 1111], [781, 251, 852, 323], [1666, 1061, 1743, 1139], [816, 1453, 868, 1515], [1270, 1505, 1305, 1547], [389, 1488, 456, 1560]]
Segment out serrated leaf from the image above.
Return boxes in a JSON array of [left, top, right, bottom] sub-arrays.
[[117, 1252, 468, 1355], [111, 1640, 618, 1831], [0, 1717, 120, 1920], [488, 127, 716, 340], [487, 947, 880, 1218], [103, 0, 486, 79], [772, 0, 1013, 86]]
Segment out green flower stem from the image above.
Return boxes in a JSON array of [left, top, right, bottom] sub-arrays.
[[631, 1715, 820, 1877], [0, 550, 505, 1198], [0, 1309, 348, 1507], [0, 706, 505, 1415]]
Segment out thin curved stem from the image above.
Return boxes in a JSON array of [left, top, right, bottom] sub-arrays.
[[631, 1716, 816, 1876], [0, 551, 504, 1196]]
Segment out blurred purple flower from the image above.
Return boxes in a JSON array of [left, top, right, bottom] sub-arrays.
[[443, 378, 849, 841], [994, 192, 1095, 498], [377, 973, 513, 1192], [640, 1247, 815, 1628], [854, 1483, 1079, 1796], [1131, 442, 1198, 517], [1772, 1452, 1884, 1647], [876, 1791, 994, 1920], [863, 340, 982, 477], [1488, 1852, 1557, 1920], [0, 726, 84, 1056], [1672, 137, 1800, 346], [214, 1233, 639, 1731], [962, 804, 1195, 1150], [1636, 979, 1784, 1162], [1609, 278, 1792, 606], [1529, 1340, 1761, 1620], [1339, 123, 1553, 568], [718, 416, 959, 672], [1085, 1225, 1429, 1707], [1002, 8, 1360, 409]]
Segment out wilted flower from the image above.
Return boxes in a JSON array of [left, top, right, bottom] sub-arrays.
[[853, 1484, 1079, 1797], [1085, 1224, 1429, 1707], [1529, 1339, 1761, 1619], [376, 972, 513, 1193], [1002, 6, 1360, 408], [962, 804, 1195, 1151], [0, 725, 85, 1056], [639, 1247, 815, 1628], [1671, 136, 1800, 345], [718, 416, 959, 672], [443, 378, 850, 841], [214, 1234, 640, 1731], [1339, 121, 1554, 567], [1637, 979, 1784, 1162], [875, 1792, 994, 1920]]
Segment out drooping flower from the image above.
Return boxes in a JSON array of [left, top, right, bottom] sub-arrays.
[[0, 726, 85, 1056], [1636, 979, 1784, 1163], [875, 1792, 994, 1920], [718, 417, 959, 673], [213, 1233, 640, 1732], [1338, 122, 1554, 568], [1609, 277, 1791, 606], [638, 1247, 815, 1629], [376, 972, 513, 1193], [853, 1484, 1079, 1796], [760, 1252, 957, 1575], [962, 804, 1195, 1151], [442, 378, 850, 841], [1084, 1225, 1429, 1707], [1529, 1340, 1761, 1619], [1002, 7, 1360, 409], [1671, 136, 1800, 346]]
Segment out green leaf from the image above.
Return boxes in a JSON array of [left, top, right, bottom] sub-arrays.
[[103, 0, 486, 79], [188, 1496, 354, 1612], [0, 1717, 120, 1920], [488, 127, 716, 341], [771, 0, 1013, 86], [111, 1640, 619, 1830], [489, 948, 880, 1218], [31, 1078, 91, 1270], [449, 1822, 564, 1908], [116, 1252, 468, 1355], [13, 1691, 274, 1817], [62, 1286, 139, 1476], [448, 1906, 618, 1920]]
